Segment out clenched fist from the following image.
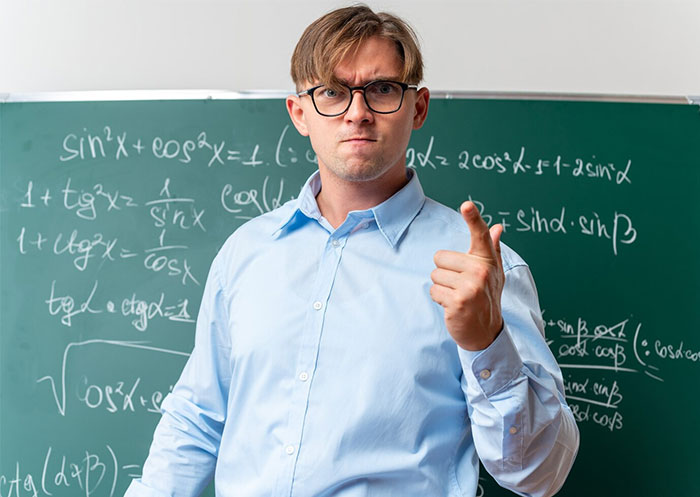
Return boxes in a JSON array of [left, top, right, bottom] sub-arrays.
[[430, 201, 505, 351]]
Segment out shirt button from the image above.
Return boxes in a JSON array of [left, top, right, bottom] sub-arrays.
[[313, 301, 323, 310], [298, 372, 309, 382], [479, 369, 491, 380], [509, 426, 518, 435], [331, 239, 340, 247], [285, 445, 295, 455]]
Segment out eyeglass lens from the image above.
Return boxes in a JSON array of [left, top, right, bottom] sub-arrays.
[[313, 81, 404, 115]]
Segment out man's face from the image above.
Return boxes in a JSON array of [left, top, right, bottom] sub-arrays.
[[287, 36, 429, 184]]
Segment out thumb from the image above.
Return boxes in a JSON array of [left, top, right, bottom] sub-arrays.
[[489, 224, 504, 259]]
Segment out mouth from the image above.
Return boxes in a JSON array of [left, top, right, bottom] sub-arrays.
[[342, 137, 377, 143]]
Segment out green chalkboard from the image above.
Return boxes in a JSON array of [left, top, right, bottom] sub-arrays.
[[1, 95, 699, 497]]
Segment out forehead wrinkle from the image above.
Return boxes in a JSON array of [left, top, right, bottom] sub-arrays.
[[335, 75, 402, 86], [333, 59, 403, 84]]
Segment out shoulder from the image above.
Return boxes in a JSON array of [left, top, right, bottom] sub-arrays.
[[416, 197, 527, 272]]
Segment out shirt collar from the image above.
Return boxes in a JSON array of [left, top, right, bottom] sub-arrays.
[[273, 168, 426, 248]]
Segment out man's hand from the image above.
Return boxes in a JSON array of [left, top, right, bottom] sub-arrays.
[[430, 201, 506, 351]]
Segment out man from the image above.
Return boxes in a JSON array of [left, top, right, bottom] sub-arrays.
[[125, 5, 579, 497]]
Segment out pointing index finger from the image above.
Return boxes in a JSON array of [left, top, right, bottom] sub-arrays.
[[461, 201, 497, 260]]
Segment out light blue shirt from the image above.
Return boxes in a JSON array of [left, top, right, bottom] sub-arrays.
[[125, 169, 579, 497]]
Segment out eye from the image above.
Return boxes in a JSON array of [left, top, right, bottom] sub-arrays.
[[318, 86, 346, 99], [368, 81, 398, 96]]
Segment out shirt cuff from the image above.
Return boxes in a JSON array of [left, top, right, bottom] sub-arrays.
[[457, 322, 524, 397], [124, 479, 173, 497]]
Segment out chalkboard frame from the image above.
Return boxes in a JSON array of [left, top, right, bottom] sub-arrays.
[[1, 89, 694, 104]]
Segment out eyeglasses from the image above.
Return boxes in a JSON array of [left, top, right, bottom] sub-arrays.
[[298, 80, 418, 117]]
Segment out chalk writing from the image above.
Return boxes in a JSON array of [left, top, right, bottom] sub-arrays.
[[406, 137, 633, 185], [406, 136, 449, 170], [543, 312, 687, 432], [148, 203, 205, 231], [653, 340, 700, 363], [221, 175, 291, 220], [17, 228, 121, 270], [37, 339, 189, 416], [546, 315, 658, 377], [59, 126, 319, 171], [76, 376, 172, 415], [470, 198, 637, 256], [21, 179, 138, 220], [0, 444, 138, 497], [46, 280, 193, 330]]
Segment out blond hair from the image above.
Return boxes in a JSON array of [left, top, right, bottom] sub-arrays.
[[290, 4, 424, 90]]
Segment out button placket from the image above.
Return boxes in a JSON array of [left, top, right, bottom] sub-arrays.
[[280, 229, 347, 496]]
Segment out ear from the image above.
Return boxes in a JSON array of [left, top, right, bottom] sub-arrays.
[[412, 87, 430, 130], [286, 94, 310, 137]]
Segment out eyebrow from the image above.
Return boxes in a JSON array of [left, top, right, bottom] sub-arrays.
[[336, 76, 401, 86]]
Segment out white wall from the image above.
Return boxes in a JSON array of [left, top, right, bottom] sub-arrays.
[[1, 0, 698, 96]]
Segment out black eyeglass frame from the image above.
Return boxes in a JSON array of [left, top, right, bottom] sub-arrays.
[[297, 80, 419, 117]]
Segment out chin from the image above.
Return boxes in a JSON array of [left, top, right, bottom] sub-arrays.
[[337, 165, 391, 183], [325, 157, 392, 182]]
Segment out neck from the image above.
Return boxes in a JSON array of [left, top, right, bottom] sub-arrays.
[[315, 166, 409, 229]]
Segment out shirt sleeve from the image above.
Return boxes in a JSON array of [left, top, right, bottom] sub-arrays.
[[124, 252, 232, 497], [457, 263, 580, 497]]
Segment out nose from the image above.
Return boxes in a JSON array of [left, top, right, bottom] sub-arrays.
[[344, 89, 374, 124]]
